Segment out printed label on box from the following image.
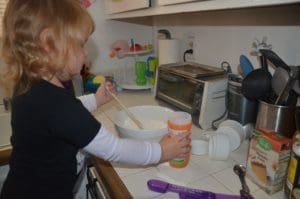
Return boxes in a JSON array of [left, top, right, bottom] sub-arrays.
[[246, 129, 292, 194]]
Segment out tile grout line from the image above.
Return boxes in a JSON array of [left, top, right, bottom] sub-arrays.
[[211, 174, 235, 194]]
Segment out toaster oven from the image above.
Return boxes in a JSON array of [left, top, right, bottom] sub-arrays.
[[155, 63, 228, 130]]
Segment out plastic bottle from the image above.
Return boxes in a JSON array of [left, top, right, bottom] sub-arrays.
[[168, 111, 192, 168], [146, 56, 158, 85], [285, 108, 300, 199]]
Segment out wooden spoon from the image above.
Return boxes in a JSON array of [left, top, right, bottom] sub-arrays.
[[105, 87, 144, 129]]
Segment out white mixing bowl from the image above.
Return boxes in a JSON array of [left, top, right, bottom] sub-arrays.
[[114, 105, 174, 141]]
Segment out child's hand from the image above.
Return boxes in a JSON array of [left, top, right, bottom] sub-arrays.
[[159, 132, 191, 163], [94, 80, 116, 106]]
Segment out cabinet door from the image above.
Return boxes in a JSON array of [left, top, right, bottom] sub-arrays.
[[157, 0, 204, 6], [105, 0, 150, 14]]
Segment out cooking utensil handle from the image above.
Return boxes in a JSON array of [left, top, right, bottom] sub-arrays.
[[105, 86, 144, 129], [260, 55, 268, 72], [259, 49, 290, 71], [233, 165, 253, 199]]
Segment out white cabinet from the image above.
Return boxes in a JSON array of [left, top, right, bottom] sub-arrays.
[[106, 0, 300, 19], [104, 0, 150, 14], [157, 0, 203, 6]]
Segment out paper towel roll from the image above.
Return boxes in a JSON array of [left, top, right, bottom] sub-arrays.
[[158, 39, 181, 65]]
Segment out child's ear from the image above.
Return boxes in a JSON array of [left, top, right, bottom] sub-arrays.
[[39, 28, 52, 53]]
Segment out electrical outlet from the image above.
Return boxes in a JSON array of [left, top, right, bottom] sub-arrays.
[[187, 35, 195, 49], [185, 34, 195, 61], [185, 51, 194, 62]]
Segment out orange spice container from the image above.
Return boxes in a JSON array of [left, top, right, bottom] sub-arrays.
[[168, 111, 192, 168]]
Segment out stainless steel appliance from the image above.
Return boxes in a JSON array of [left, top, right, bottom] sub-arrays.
[[227, 74, 258, 125], [155, 62, 227, 129]]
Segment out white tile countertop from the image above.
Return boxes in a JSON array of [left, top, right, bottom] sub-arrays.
[[92, 89, 285, 199]]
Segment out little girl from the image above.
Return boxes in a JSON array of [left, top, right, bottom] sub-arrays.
[[0, 0, 191, 199]]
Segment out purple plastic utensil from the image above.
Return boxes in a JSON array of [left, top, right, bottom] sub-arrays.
[[147, 179, 251, 199]]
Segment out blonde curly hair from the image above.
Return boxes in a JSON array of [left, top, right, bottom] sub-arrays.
[[0, 0, 94, 97]]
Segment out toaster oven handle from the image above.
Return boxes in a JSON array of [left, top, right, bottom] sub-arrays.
[[191, 84, 203, 127], [160, 73, 184, 82]]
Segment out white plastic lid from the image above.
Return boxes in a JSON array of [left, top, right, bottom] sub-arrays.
[[168, 111, 191, 125], [191, 139, 209, 155]]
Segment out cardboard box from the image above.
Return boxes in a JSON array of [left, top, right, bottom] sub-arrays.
[[246, 129, 292, 194]]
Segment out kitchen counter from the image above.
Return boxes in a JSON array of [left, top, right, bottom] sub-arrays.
[[0, 147, 11, 166], [91, 89, 285, 199], [0, 89, 286, 198]]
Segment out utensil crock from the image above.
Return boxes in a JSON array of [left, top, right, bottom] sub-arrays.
[[255, 100, 296, 138]]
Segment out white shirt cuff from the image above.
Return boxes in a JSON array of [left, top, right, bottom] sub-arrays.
[[77, 94, 97, 112]]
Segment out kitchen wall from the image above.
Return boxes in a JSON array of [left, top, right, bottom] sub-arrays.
[[153, 25, 300, 73]]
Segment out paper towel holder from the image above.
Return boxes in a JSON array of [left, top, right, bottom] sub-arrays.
[[158, 29, 171, 39]]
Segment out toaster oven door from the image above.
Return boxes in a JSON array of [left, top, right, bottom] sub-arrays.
[[156, 71, 204, 117]]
